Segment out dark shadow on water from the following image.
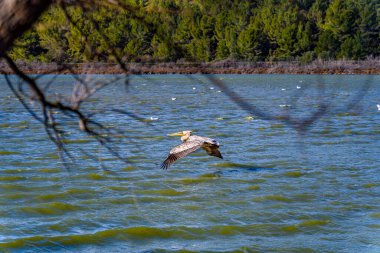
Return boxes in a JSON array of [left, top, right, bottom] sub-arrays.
[[208, 165, 276, 177], [160, 161, 276, 179]]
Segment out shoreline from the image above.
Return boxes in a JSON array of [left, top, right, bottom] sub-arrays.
[[1, 60, 379, 75]]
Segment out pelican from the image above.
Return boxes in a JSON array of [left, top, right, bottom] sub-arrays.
[[161, 130, 223, 169]]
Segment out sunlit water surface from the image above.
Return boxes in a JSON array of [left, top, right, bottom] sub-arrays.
[[0, 74, 379, 252]]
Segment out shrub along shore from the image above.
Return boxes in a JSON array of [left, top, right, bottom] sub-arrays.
[[1, 59, 379, 75]]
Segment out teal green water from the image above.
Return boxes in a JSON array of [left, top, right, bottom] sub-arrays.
[[0, 74, 380, 252]]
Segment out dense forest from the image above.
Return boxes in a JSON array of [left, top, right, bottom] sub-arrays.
[[10, 0, 379, 63]]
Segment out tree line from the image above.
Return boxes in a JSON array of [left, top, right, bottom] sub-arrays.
[[9, 0, 379, 63]]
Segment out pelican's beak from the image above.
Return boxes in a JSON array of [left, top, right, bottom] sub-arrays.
[[168, 131, 184, 136]]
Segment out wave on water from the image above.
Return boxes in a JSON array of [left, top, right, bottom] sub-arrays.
[[0, 223, 330, 250]]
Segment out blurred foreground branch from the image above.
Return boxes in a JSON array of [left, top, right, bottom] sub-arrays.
[[0, 0, 52, 57], [0, 0, 376, 169]]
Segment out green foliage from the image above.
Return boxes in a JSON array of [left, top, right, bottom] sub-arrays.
[[9, 31, 46, 61], [338, 33, 365, 60], [237, 23, 270, 61], [11, 0, 380, 62], [315, 31, 340, 59], [298, 51, 316, 64]]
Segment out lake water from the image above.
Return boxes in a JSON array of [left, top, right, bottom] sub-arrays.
[[0, 74, 379, 252]]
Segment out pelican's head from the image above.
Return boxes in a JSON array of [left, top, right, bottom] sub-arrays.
[[168, 130, 192, 137]]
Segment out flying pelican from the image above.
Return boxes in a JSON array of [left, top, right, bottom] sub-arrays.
[[161, 130, 223, 169]]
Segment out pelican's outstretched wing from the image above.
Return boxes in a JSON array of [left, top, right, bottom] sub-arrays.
[[161, 141, 203, 170], [202, 145, 223, 159]]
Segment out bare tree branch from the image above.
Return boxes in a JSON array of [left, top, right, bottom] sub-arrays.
[[0, 0, 375, 171]]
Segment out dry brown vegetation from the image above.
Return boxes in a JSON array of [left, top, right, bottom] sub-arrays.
[[1, 59, 379, 75]]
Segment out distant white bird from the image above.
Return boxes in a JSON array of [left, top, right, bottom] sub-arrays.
[[192, 87, 196, 90], [171, 97, 177, 101], [150, 116, 159, 121], [209, 87, 215, 90], [279, 104, 291, 108], [217, 90, 222, 93], [296, 86, 301, 89], [377, 104, 380, 111], [281, 88, 286, 91]]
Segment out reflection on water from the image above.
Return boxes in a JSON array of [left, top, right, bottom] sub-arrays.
[[0, 74, 380, 252]]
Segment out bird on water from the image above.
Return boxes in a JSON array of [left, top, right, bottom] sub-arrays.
[[161, 130, 223, 170]]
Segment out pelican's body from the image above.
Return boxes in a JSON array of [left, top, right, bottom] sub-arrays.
[[161, 131, 223, 169]]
